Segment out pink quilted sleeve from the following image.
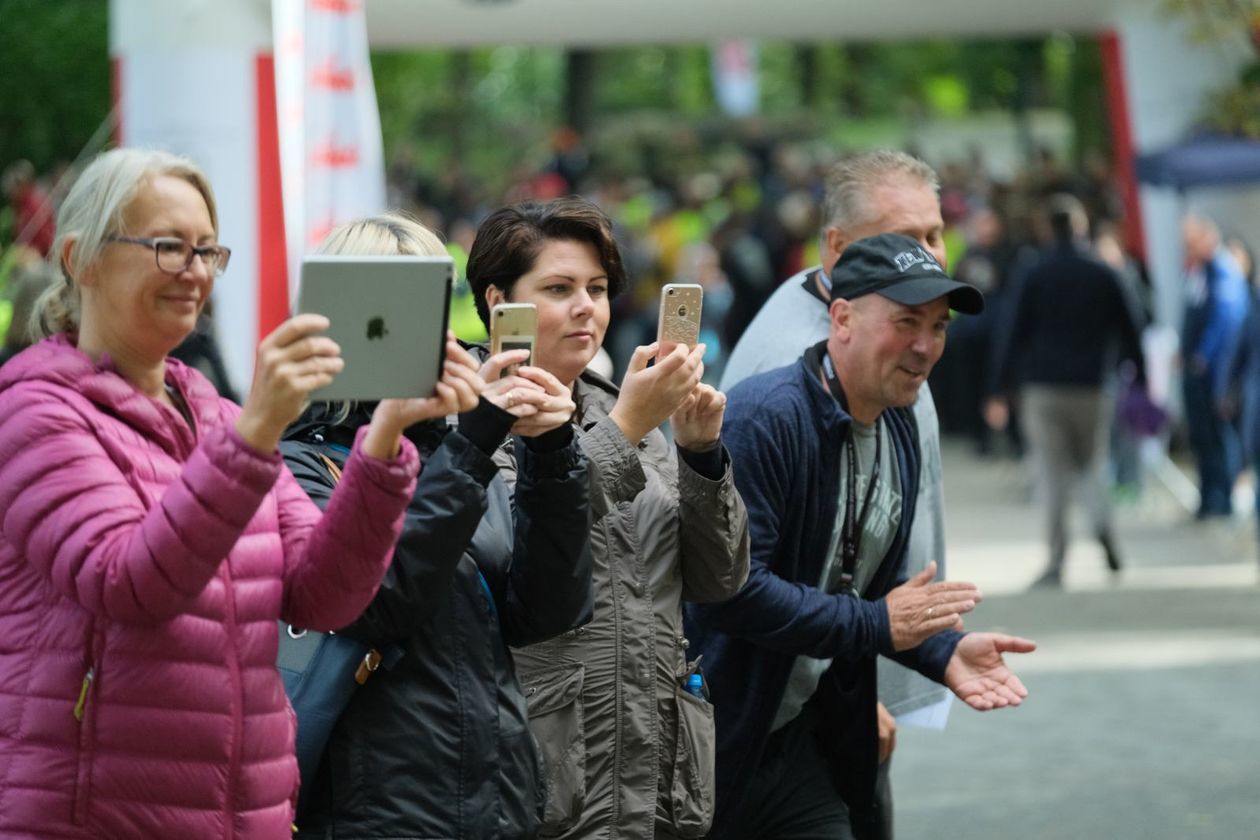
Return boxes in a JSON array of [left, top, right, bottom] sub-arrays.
[[276, 426, 419, 631], [0, 389, 283, 623]]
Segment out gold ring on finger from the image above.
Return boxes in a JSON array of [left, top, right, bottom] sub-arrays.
[[507, 390, 517, 408]]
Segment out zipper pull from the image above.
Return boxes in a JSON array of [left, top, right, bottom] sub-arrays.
[[73, 668, 94, 722], [354, 649, 382, 685]]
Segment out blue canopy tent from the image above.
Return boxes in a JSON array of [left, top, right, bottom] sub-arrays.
[[1136, 134, 1260, 190]]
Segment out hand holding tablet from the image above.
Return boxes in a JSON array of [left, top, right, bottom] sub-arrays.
[[295, 254, 454, 401]]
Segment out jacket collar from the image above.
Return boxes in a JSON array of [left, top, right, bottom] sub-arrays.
[[0, 334, 220, 456], [572, 367, 620, 431], [793, 351, 855, 440]]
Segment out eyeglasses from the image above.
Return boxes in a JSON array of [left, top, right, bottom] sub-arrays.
[[106, 235, 232, 276]]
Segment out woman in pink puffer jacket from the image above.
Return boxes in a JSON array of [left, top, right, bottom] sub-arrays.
[[0, 148, 481, 839]]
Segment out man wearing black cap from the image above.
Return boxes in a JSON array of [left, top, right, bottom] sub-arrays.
[[686, 233, 1035, 840], [721, 152, 958, 833]]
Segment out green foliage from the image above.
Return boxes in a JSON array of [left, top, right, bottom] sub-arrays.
[[1065, 38, 1111, 162], [922, 75, 970, 117], [597, 46, 713, 114], [0, 0, 111, 172], [372, 47, 569, 194], [1161, 0, 1260, 46], [1202, 62, 1260, 136], [1162, 0, 1260, 136]]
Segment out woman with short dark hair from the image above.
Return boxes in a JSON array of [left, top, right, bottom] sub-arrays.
[[466, 197, 750, 840]]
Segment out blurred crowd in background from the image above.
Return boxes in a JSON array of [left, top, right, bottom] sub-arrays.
[[385, 130, 1135, 382]]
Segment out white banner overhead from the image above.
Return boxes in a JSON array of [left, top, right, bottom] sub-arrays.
[[273, 0, 388, 302], [711, 40, 760, 117]]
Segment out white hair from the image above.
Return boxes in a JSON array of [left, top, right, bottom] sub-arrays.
[[821, 149, 939, 234]]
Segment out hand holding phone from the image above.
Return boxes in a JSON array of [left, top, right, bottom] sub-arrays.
[[490, 303, 538, 378], [609, 341, 705, 445], [656, 283, 703, 360]]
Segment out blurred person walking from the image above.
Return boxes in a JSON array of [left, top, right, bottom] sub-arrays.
[[0, 148, 459, 837], [281, 214, 593, 839], [986, 195, 1146, 587], [690, 234, 1034, 840], [719, 149, 954, 837], [1180, 214, 1249, 520], [1094, 222, 1153, 496], [466, 198, 750, 840], [1220, 236, 1260, 562], [937, 205, 1020, 455]]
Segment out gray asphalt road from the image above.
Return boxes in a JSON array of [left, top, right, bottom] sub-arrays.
[[891, 442, 1260, 840]]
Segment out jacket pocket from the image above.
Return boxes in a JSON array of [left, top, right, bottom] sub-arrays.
[[71, 664, 97, 826], [523, 663, 586, 835], [670, 684, 716, 838]]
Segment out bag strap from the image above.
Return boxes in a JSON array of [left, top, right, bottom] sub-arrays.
[[316, 451, 343, 484], [303, 448, 391, 684]]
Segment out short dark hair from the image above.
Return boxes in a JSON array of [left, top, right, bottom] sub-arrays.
[[465, 197, 627, 328]]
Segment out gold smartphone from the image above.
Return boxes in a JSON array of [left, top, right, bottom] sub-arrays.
[[657, 283, 703, 358], [490, 303, 537, 376]]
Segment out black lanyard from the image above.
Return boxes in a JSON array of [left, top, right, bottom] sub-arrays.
[[806, 341, 881, 595]]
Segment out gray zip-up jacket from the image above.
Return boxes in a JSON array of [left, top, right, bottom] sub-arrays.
[[503, 369, 750, 840]]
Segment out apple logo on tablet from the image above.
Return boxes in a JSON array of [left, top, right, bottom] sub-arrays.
[[366, 316, 388, 340]]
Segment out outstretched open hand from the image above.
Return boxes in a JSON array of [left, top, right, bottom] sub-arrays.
[[944, 632, 1036, 711]]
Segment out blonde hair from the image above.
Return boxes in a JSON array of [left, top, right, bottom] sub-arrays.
[[316, 212, 446, 259], [29, 148, 218, 340]]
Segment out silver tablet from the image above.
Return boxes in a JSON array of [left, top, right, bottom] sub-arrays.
[[295, 255, 453, 401]]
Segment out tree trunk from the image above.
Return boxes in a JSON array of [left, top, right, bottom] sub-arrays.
[[796, 44, 818, 108], [564, 49, 597, 134]]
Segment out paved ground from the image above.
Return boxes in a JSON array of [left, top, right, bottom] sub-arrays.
[[892, 441, 1260, 840]]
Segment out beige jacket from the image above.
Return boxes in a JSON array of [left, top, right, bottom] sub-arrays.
[[504, 370, 750, 840]]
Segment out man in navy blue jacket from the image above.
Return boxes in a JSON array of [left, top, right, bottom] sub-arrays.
[[687, 233, 1036, 840], [986, 195, 1147, 587]]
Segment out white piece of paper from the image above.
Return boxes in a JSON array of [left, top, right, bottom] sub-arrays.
[[895, 694, 952, 730]]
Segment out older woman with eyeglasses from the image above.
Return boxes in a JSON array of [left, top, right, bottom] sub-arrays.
[[0, 147, 480, 839]]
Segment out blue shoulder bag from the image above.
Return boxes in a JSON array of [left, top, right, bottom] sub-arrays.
[[277, 623, 386, 810]]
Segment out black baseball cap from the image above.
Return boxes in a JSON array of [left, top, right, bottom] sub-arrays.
[[830, 232, 984, 315]]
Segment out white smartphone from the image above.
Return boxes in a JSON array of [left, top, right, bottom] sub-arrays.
[[657, 283, 703, 359], [490, 303, 537, 377]]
